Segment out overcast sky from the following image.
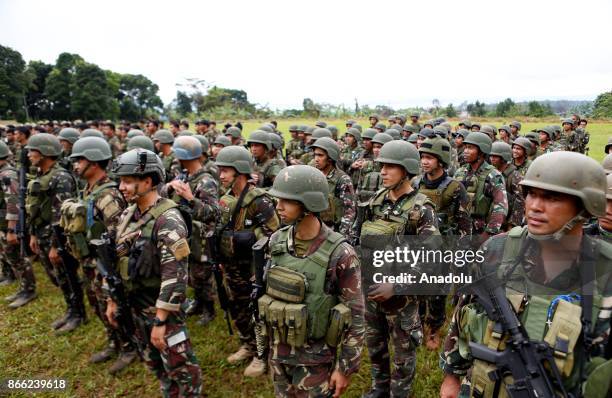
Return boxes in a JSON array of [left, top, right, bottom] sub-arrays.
[[2, 0, 611, 109]]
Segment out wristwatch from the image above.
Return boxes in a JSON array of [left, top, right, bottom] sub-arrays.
[[152, 317, 167, 327]]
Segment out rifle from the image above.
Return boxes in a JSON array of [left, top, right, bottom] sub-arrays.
[[90, 233, 145, 354], [459, 273, 570, 398], [52, 225, 83, 305], [17, 148, 28, 257], [251, 237, 269, 360], [208, 235, 233, 335]]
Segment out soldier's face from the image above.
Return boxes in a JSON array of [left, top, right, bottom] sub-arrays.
[[420, 153, 441, 174], [489, 155, 504, 169], [74, 158, 92, 177], [580, 121, 587, 128], [380, 163, 406, 188], [345, 135, 356, 147], [219, 166, 237, 188], [313, 148, 330, 170], [510, 126, 518, 135], [525, 187, 581, 235], [512, 145, 525, 160], [563, 123, 572, 132], [6, 132, 13, 142], [471, 126, 480, 132], [454, 136, 464, 146], [463, 144, 480, 163], [60, 140, 72, 152], [411, 117, 418, 123], [539, 132, 549, 143], [363, 139, 373, 151], [599, 199, 612, 231], [250, 143, 266, 159], [369, 118, 376, 126], [373, 143, 382, 158], [119, 176, 149, 203], [27, 149, 42, 166], [276, 198, 303, 224], [212, 144, 223, 158]]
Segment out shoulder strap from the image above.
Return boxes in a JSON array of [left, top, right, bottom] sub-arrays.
[[242, 186, 266, 208], [227, 185, 251, 229], [499, 226, 528, 278], [436, 175, 455, 195], [149, 198, 178, 219]]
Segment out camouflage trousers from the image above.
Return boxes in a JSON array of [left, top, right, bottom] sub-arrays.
[[271, 360, 333, 398], [0, 232, 35, 292], [224, 260, 256, 350], [418, 295, 447, 332], [189, 260, 215, 303], [364, 298, 422, 398], [134, 311, 202, 398]]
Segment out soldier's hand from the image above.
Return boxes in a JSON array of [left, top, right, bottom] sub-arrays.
[[367, 283, 394, 302], [7, 232, 17, 246], [329, 370, 350, 398], [440, 374, 461, 398], [49, 246, 61, 266], [106, 299, 118, 328], [29, 235, 39, 254], [250, 173, 260, 185], [151, 325, 167, 351], [169, 180, 194, 201]]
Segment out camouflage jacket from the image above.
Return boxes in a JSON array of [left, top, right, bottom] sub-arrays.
[[339, 144, 364, 172], [107, 136, 123, 158], [499, 164, 524, 228], [253, 156, 283, 188], [324, 167, 356, 240], [201, 159, 219, 183], [270, 223, 365, 376], [160, 150, 181, 182], [512, 158, 531, 176], [557, 130, 580, 152], [82, 176, 126, 239], [0, 162, 18, 230]]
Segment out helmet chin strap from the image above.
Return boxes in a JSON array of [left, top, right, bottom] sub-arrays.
[[130, 181, 157, 203], [527, 210, 587, 242]]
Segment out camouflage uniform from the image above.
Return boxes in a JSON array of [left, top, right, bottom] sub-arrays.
[[285, 137, 301, 162], [339, 144, 364, 173], [557, 130, 580, 152], [499, 164, 525, 228], [115, 197, 202, 397], [160, 151, 181, 182], [204, 130, 219, 149], [253, 156, 283, 188], [320, 167, 356, 241], [356, 160, 382, 206], [107, 136, 122, 158], [201, 158, 219, 182], [512, 158, 531, 176]]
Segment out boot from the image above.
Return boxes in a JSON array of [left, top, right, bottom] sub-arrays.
[[55, 311, 85, 334], [51, 310, 72, 330], [227, 344, 255, 364], [108, 349, 138, 375], [90, 344, 118, 364], [195, 301, 216, 326], [0, 275, 15, 287], [243, 357, 267, 377], [362, 387, 390, 398], [7, 290, 37, 309], [5, 290, 25, 303]]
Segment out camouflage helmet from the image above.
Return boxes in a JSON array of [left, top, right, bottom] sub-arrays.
[[25, 133, 62, 156], [214, 135, 232, 147], [113, 149, 165, 182], [58, 127, 80, 144], [312, 128, 332, 140], [384, 128, 401, 140], [247, 130, 272, 150], [463, 131, 492, 155], [81, 129, 104, 139], [433, 126, 448, 139], [407, 133, 419, 144], [374, 122, 387, 131], [372, 133, 393, 146], [603, 154, 612, 175], [520, 152, 607, 218], [512, 137, 533, 154], [418, 127, 436, 139], [69, 136, 112, 161], [173, 135, 203, 160], [351, 124, 363, 133], [127, 129, 145, 138], [215, 146, 253, 174], [346, 127, 362, 142], [362, 128, 378, 140], [315, 120, 327, 128], [0, 141, 11, 158], [268, 133, 283, 150], [127, 136, 155, 152], [152, 129, 174, 144], [419, 137, 451, 166], [459, 119, 472, 129], [605, 137, 612, 154], [376, 140, 420, 175], [390, 124, 403, 132], [525, 131, 541, 145], [489, 141, 512, 163], [498, 125, 511, 135], [456, 129, 470, 139], [225, 126, 242, 138], [311, 137, 340, 162], [193, 134, 210, 154], [509, 121, 521, 130], [259, 125, 274, 133], [606, 174, 612, 200], [268, 165, 329, 213]]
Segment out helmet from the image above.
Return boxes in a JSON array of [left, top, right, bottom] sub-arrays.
[[259, 125, 274, 133], [311, 137, 340, 162], [177, 130, 195, 136], [81, 129, 104, 139], [605, 137, 612, 154], [225, 126, 242, 138], [606, 174, 612, 200], [384, 128, 401, 140], [327, 125, 338, 138], [193, 135, 210, 154], [489, 141, 512, 163], [58, 128, 80, 144], [0, 141, 11, 158], [311, 128, 332, 140], [152, 129, 174, 144], [376, 141, 420, 175], [372, 133, 393, 146], [480, 125, 496, 138], [315, 121, 327, 128], [369, 114, 380, 121], [456, 129, 470, 139], [410, 112, 420, 118], [525, 131, 541, 145], [509, 121, 521, 130], [561, 118, 574, 126], [127, 136, 155, 152], [433, 126, 448, 139], [471, 122, 482, 130], [289, 125, 299, 132], [214, 135, 232, 147], [603, 154, 612, 175], [520, 152, 607, 217], [351, 124, 363, 133], [113, 149, 165, 182], [304, 127, 315, 135], [463, 131, 492, 155], [459, 120, 472, 129], [418, 128, 436, 139], [297, 125, 308, 132], [127, 129, 144, 138], [345, 119, 356, 127], [173, 136, 203, 160], [402, 125, 418, 133], [441, 122, 452, 132], [268, 133, 283, 150], [362, 128, 378, 140], [512, 137, 533, 153], [390, 124, 403, 132], [70, 137, 112, 161], [346, 127, 362, 142], [423, 120, 435, 128], [374, 122, 386, 131], [247, 130, 272, 150], [407, 133, 418, 143], [419, 137, 451, 166], [215, 146, 253, 174], [268, 165, 329, 212], [498, 125, 511, 135], [25, 133, 62, 156]]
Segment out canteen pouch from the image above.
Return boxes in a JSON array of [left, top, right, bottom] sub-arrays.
[[268, 300, 287, 344], [284, 303, 308, 348], [257, 294, 275, 337], [325, 303, 352, 347], [266, 266, 307, 303]]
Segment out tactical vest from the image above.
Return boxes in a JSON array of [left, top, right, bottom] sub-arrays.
[[26, 164, 75, 229], [319, 168, 345, 228], [456, 163, 495, 219], [258, 225, 351, 348], [466, 226, 612, 398], [357, 170, 381, 205], [254, 157, 275, 188], [416, 175, 459, 215], [59, 181, 117, 259], [0, 165, 16, 230]]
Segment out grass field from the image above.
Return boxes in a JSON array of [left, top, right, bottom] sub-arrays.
[[0, 118, 610, 397]]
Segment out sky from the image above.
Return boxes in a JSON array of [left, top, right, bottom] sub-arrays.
[[2, 0, 611, 110]]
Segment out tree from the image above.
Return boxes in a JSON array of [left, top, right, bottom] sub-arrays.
[[24, 60, 53, 120], [495, 97, 515, 117], [302, 98, 321, 118], [44, 53, 83, 120], [467, 100, 486, 117], [525, 101, 553, 117], [175, 91, 193, 116], [592, 91, 612, 118], [70, 62, 119, 120], [117, 74, 163, 120], [0, 44, 30, 121], [444, 103, 457, 118]]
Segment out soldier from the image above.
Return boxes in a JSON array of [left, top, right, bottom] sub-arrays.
[[470, 122, 481, 132], [359, 140, 441, 397], [369, 114, 380, 127], [247, 130, 282, 188], [489, 141, 525, 229], [525, 130, 544, 160], [211, 135, 231, 161], [538, 126, 558, 154], [585, 173, 612, 243], [225, 126, 243, 146], [497, 125, 512, 144], [145, 120, 159, 137], [385, 128, 402, 141], [509, 120, 521, 140], [127, 135, 155, 152], [152, 129, 181, 182], [558, 118, 580, 152], [161, 136, 220, 327], [409, 113, 421, 131], [401, 125, 418, 140], [63, 137, 136, 373], [338, 127, 363, 172], [355, 133, 393, 209], [310, 137, 356, 242], [267, 133, 286, 165], [454, 132, 508, 242], [1, 140, 36, 307], [511, 137, 533, 175], [374, 122, 386, 133], [193, 135, 219, 181], [261, 165, 365, 397], [297, 128, 316, 166], [215, 146, 280, 376], [108, 149, 202, 396], [440, 151, 612, 398], [25, 133, 83, 332], [285, 125, 300, 161], [416, 127, 436, 149], [350, 128, 376, 185], [103, 122, 122, 158], [453, 129, 469, 168]]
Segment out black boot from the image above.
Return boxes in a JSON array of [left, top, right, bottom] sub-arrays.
[[7, 290, 37, 309], [51, 289, 73, 330]]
